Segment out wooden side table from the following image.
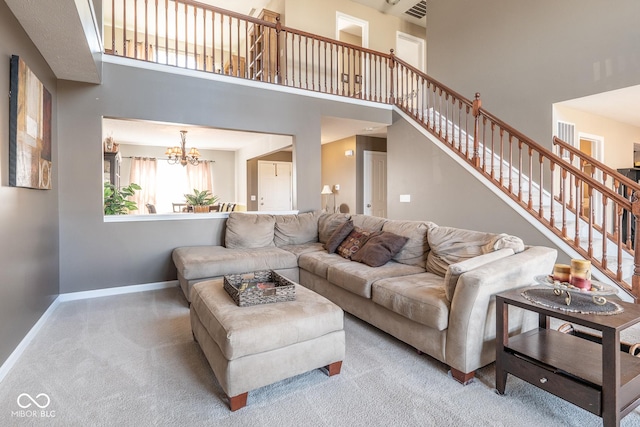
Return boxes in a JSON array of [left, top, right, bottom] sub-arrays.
[[496, 287, 640, 426]]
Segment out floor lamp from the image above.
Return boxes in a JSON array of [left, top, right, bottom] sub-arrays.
[[321, 185, 334, 212]]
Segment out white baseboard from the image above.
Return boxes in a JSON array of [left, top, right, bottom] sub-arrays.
[[0, 280, 179, 383], [58, 280, 178, 302], [0, 298, 61, 383]]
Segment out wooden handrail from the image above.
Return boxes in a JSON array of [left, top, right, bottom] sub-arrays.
[[553, 136, 640, 194], [104, 0, 640, 300]]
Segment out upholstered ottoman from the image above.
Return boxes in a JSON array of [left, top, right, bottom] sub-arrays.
[[190, 278, 345, 411]]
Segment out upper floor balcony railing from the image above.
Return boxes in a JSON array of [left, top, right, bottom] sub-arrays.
[[104, 0, 640, 301]]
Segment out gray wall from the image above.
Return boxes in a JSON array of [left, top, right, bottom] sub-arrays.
[[387, 116, 564, 260], [57, 62, 391, 293], [0, 1, 60, 365], [426, 0, 640, 149]]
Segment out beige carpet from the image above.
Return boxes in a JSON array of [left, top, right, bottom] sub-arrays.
[[1, 287, 640, 426]]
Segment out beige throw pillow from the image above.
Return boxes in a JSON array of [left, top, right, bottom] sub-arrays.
[[426, 226, 524, 277], [443, 248, 515, 301]]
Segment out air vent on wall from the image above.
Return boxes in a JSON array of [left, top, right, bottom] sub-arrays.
[[557, 121, 575, 158], [405, 1, 427, 19]]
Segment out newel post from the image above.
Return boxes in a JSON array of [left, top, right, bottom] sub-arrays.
[[275, 17, 282, 84], [389, 49, 396, 104], [632, 190, 640, 302], [471, 92, 482, 168]]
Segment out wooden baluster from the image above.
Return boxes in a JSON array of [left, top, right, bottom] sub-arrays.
[[144, 0, 149, 61], [528, 146, 534, 210], [550, 162, 556, 228], [499, 128, 505, 188], [631, 191, 640, 300], [297, 35, 301, 88], [602, 194, 608, 269], [561, 167, 567, 237], [111, 0, 116, 53], [567, 152, 575, 210], [134, 0, 138, 59], [194, 6, 199, 70], [517, 139, 524, 201], [123, 0, 128, 57], [616, 204, 623, 280], [471, 93, 482, 168], [575, 177, 581, 246], [539, 155, 545, 219], [174, 1, 178, 66], [202, 8, 207, 71], [588, 186, 594, 258], [323, 40, 327, 92], [612, 179, 621, 240], [508, 134, 514, 193], [184, 4, 188, 66], [389, 49, 395, 104]]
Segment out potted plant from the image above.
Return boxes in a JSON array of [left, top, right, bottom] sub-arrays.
[[184, 189, 219, 213], [104, 182, 142, 215]]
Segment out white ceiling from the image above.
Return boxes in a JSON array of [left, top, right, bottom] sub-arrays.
[[103, 115, 388, 151], [556, 85, 640, 129]]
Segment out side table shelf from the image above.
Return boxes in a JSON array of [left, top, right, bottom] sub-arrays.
[[496, 288, 640, 426]]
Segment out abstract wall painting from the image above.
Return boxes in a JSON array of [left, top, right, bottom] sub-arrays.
[[9, 55, 52, 190]]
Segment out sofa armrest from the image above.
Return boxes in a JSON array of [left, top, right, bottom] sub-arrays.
[[445, 246, 557, 375]]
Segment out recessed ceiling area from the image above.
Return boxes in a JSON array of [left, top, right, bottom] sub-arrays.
[[556, 85, 640, 129], [103, 116, 389, 151]]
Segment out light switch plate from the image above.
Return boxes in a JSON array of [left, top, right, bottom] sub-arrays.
[[400, 194, 411, 203]]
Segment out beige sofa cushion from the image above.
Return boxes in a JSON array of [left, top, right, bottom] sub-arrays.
[[298, 251, 351, 279], [318, 213, 351, 244], [443, 248, 515, 301], [372, 272, 449, 330], [351, 214, 387, 232], [225, 212, 276, 249], [382, 220, 436, 267], [172, 246, 297, 280], [274, 211, 320, 247], [426, 226, 525, 276], [326, 261, 424, 299]]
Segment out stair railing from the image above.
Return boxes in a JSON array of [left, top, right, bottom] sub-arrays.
[[391, 54, 640, 300], [103, 0, 640, 300]]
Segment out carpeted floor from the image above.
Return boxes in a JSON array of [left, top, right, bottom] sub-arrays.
[[1, 286, 640, 426]]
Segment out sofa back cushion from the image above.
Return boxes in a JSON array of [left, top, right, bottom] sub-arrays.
[[274, 211, 320, 247], [225, 212, 276, 249], [426, 226, 524, 277], [318, 212, 351, 244], [382, 220, 436, 267], [351, 214, 387, 232]]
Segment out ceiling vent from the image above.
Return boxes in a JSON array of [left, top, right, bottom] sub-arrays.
[[405, 1, 427, 19]]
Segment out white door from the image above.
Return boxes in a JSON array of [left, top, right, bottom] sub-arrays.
[[363, 151, 387, 217], [395, 32, 425, 109], [258, 161, 292, 211], [395, 31, 425, 71]]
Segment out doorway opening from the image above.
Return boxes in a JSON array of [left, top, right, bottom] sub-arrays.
[[578, 133, 604, 222]]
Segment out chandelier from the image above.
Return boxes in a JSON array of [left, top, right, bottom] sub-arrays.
[[166, 130, 200, 166]]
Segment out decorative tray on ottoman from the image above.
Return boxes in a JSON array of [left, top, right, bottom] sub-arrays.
[[223, 270, 296, 307]]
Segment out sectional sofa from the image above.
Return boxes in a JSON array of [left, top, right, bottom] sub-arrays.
[[172, 211, 557, 383]]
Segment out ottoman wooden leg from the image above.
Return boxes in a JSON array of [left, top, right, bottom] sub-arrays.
[[326, 361, 342, 376], [229, 392, 248, 411]]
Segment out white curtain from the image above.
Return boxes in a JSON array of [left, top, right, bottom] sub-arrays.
[[129, 157, 157, 215], [186, 161, 213, 195]]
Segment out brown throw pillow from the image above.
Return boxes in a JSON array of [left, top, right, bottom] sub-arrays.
[[336, 227, 374, 259], [352, 232, 409, 267], [324, 219, 354, 253]]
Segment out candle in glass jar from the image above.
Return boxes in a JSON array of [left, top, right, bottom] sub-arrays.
[[570, 259, 591, 290]]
